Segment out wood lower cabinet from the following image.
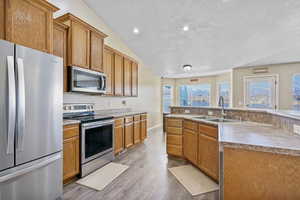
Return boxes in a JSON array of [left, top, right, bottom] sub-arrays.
[[0, 0, 58, 53], [63, 124, 80, 184], [133, 116, 141, 144], [183, 128, 198, 166], [103, 46, 114, 95], [140, 114, 147, 141], [114, 118, 124, 154], [53, 21, 68, 92], [198, 133, 219, 181], [166, 118, 183, 157], [124, 118, 134, 148]]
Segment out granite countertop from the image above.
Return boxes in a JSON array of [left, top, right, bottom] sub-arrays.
[[166, 114, 300, 156]]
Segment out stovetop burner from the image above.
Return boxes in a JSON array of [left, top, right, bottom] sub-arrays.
[[64, 114, 113, 123]]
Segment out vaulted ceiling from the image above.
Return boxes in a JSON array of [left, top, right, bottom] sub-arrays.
[[85, 0, 300, 78]]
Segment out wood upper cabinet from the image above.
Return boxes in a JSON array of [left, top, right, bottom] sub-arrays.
[[114, 118, 124, 154], [63, 124, 80, 183], [90, 31, 104, 72], [53, 21, 68, 92], [0, 0, 59, 53], [183, 128, 198, 165], [123, 57, 132, 96], [131, 62, 138, 96], [198, 133, 219, 181], [55, 13, 107, 70], [103, 46, 114, 95], [114, 53, 124, 96]]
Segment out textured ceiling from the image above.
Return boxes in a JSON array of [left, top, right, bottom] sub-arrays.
[[85, 0, 300, 78]]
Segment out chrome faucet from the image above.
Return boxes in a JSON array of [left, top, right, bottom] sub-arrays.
[[218, 96, 226, 118]]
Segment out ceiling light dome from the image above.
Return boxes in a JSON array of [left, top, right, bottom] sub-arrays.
[[183, 64, 192, 72]]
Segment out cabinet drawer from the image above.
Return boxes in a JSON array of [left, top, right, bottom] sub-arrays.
[[167, 127, 182, 135], [183, 120, 198, 131], [125, 116, 134, 124], [134, 115, 141, 121], [167, 118, 182, 127], [167, 135, 182, 146], [115, 118, 124, 126], [141, 113, 147, 120], [199, 123, 218, 139], [63, 124, 79, 139], [167, 144, 183, 157]]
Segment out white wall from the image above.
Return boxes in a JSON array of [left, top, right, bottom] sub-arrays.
[[49, 0, 162, 128]]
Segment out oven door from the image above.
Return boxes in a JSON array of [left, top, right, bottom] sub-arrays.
[[70, 66, 106, 94], [81, 120, 114, 164]]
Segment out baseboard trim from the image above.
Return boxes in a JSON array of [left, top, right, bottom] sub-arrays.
[[147, 123, 163, 132]]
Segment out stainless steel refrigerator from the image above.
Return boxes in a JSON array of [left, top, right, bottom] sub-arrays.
[[0, 40, 63, 200]]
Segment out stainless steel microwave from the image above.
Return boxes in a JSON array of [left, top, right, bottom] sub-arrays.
[[70, 66, 106, 94]]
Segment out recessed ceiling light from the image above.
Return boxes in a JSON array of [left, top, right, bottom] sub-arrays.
[[183, 25, 189, 31], [133, 27, 140, 34], [183, 64, 192, 72]]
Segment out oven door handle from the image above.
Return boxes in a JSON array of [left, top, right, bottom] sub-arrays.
[[82, 120, 114, 129]]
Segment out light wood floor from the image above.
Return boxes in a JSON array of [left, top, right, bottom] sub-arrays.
[[63, 128, 219, 200]]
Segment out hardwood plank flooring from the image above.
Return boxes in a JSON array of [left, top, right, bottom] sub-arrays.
[[63, 128, 219, 200]]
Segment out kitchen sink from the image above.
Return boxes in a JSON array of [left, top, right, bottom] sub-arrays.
[[205, 118, 240, 123], [192, 116, 212, 120]]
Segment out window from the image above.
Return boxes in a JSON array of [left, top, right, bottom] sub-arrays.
[[217, 82, 230, 107], [244, 75, 277, 109], [162, 85, 173, 113], [179, 84, 211, 106], [293, 74, 300, 111]]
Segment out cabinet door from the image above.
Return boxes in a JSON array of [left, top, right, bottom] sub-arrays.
[[114, 125, 124, 154], [124, 123, 133, 148], [114, 53, 124, 96], [198, 134, 219, 181], [63, 136, 80, 182], [123, 58, 132, 96], [183, 129, 198, 165], [133, 121, 141, 144], [131, 62, 138, 96], [90, 31, 104, 72], [141, 120, 147, 141], [103, 47, 114, 95], [53, 22, 68, 92], [4, 0, 57, 53], [70, 21, 90, 68]]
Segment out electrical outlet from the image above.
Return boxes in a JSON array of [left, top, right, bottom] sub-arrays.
[[184, 110, 190, 114], [294, 125, 300, 135]]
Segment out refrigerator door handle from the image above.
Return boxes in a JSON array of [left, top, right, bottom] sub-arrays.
[[0, 153, 61, 183], [7, 56, 16, 154], [16, 58, 26, 152]]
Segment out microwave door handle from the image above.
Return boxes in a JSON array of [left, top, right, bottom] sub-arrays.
[[16, 58, 26, 152], [102, 76, 106, 90], [7, 56, 16, 154], [101, 76, 105, 90]]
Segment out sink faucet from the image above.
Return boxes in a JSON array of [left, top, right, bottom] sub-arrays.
[[218, 96, 226, 119]]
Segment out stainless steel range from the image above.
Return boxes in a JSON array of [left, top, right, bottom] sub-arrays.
[[63, 103, 115, 177]]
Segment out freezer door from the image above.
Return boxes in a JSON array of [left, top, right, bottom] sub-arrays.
[[15, 45, 63, 165], [0, 152, 62, 200], [0, 40, 15, 171]]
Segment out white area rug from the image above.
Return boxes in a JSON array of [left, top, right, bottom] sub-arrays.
[[168, 165, 219, 196], [77, 162, 129, 191]]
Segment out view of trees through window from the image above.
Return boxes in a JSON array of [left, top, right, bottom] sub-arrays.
[[293, 75, 300, 111], [180, 84, 211, 106], [218, 82, 230, 107], [162, 85, 173, 113], [245, 76, 276, 109]]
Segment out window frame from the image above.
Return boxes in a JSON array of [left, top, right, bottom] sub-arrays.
[[292, 73, 300, 111], [243, 74, 279, 110], [162, 84, 173, 113], [178, 83, 212, 107], [216, 81, 231, 108]]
